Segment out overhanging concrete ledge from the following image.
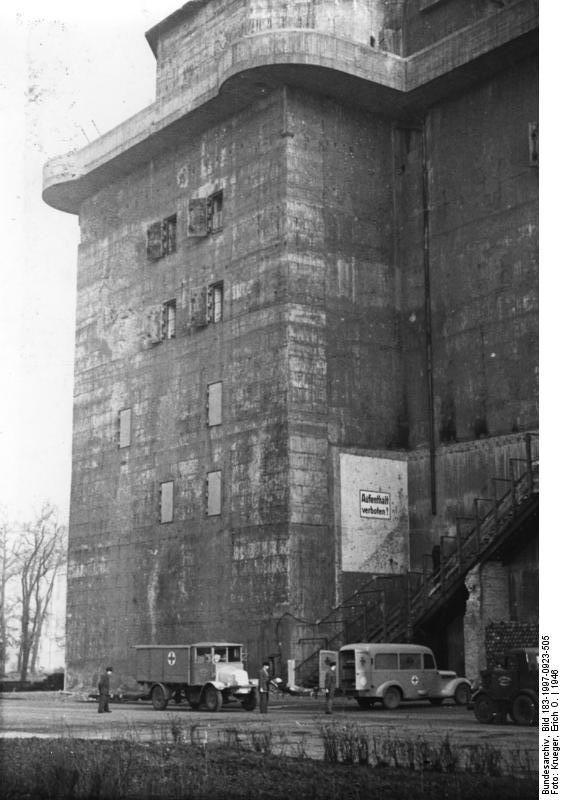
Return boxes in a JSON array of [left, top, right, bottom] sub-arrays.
[[42, 0, 537, 215]]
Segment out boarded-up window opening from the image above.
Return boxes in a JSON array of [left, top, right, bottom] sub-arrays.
[[208, 191, 223, 233], [207, 382, 223, 427], [162, 299, 176, 339], [160, 481, 174, 523], [191, 286, 209, 327], [529, 122, 538, 167], [118, 408, 132, 449], [207, 471, 222, 516], [208, 282, 223, 323], [162, 215, 177, 254]]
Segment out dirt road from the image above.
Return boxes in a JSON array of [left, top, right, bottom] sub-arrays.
[[0, 691, 538, 773]]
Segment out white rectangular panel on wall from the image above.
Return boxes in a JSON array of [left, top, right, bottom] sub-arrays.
[[339, 453, 409, 573]]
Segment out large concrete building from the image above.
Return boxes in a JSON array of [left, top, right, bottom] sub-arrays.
[[43, 0, 538, 689]]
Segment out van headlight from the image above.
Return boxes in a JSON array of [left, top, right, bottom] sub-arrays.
[[358, 676, 367, 688]]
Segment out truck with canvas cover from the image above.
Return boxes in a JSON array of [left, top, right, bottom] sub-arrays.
[[319, 643, 471, 709], [135, 643, 257, 711]]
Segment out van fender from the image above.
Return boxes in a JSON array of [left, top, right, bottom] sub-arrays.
[[446, 677, 471, 694], [374, 680, 403, 699]]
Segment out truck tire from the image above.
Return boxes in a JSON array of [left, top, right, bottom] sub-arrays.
[[241, 690, 257, 711], [151, 684, 169, 711], [454, 683, 471, 706], [382, 686, 401, 710], [473, 693, 497, 724], [203, 685, 223, 712], [511, 693, 537, 726]]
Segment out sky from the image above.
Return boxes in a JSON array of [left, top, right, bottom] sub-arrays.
[[0, 1, 183, 524]]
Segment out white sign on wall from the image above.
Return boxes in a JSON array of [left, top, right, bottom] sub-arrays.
[[360, 490, 391, 519]]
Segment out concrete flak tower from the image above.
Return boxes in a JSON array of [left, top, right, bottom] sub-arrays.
[[43, 0, 538, 689]]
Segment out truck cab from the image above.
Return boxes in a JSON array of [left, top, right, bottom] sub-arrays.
[[472, 647, 538, 725]]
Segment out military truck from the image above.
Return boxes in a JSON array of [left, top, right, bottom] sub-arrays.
[[135, 643, 258, 711], [472, 647, 538, 725]]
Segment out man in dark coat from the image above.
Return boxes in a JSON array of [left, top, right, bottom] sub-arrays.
[[325, 661, 337, 715], [98, 666, 113, 713], [258, 661, 272, 714]]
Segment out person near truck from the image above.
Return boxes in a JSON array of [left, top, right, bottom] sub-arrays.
[[97, 666, 113, 713], [258, 661, 272, 714], [325, 661, 337, 715]]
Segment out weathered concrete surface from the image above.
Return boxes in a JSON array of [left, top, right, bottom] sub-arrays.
[[43, 0, 538, 689]]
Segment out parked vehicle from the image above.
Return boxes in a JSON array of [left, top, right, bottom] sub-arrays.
[[472, 647, 538, 726], [319, 643, 471, 710], [135, 643, 257, 711]]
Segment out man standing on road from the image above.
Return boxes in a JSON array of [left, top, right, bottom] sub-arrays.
[[258, 661, 272, 714], [325, 661, 337, 715], [97, 666, 113, 714]]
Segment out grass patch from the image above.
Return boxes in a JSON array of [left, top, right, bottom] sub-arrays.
[[0, 734, 536, 800]]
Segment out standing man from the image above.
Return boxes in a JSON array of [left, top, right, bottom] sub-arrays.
[[258, 661, 272, 714], [97, 666, 113, 714], [325, 661, 337, 715]]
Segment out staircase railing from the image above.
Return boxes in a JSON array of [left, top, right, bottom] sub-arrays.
[[293, 432, 538, 687], [408, 432, 539, 626]]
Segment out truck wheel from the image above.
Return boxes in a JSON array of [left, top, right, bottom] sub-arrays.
[[382, 686, 401, 710], [454, 684, 471, 706], [204, 685, 223, 712], [241, 690, 257, 711], [474, 693, 496, 724], [511, 694, 537, 726], [151, 685, 169, 711]]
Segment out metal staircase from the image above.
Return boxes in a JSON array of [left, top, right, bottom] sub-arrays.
[[294, 432, 539, 688]]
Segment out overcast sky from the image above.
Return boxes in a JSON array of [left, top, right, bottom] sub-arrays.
[[0, 2, 183, 523]]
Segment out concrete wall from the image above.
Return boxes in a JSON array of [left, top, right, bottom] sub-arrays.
[[67, 89, 294, 687], [61, 2, 538, 687], [402, 0, 522, 55], [154, 0, 400, 99]]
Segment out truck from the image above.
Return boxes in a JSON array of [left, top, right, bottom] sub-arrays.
[[134, 642, 258, 711], [319, 643, 471, 709], [472, 646, 538, 726]]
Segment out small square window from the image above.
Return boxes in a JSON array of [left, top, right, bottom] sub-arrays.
[[160, 481, 174, 523], [207, 470, 222, 516], [118, 408, 132, 449], [207, 382, 223, 426], [162, 299, 176, 339]]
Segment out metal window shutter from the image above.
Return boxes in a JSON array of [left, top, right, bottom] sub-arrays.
[[147, 221, 163, 259], [188, 198, 208, 237]]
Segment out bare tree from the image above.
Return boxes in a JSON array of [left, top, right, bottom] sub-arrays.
[[0, 516, 20, 676], [8, 505, 66, 681]]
